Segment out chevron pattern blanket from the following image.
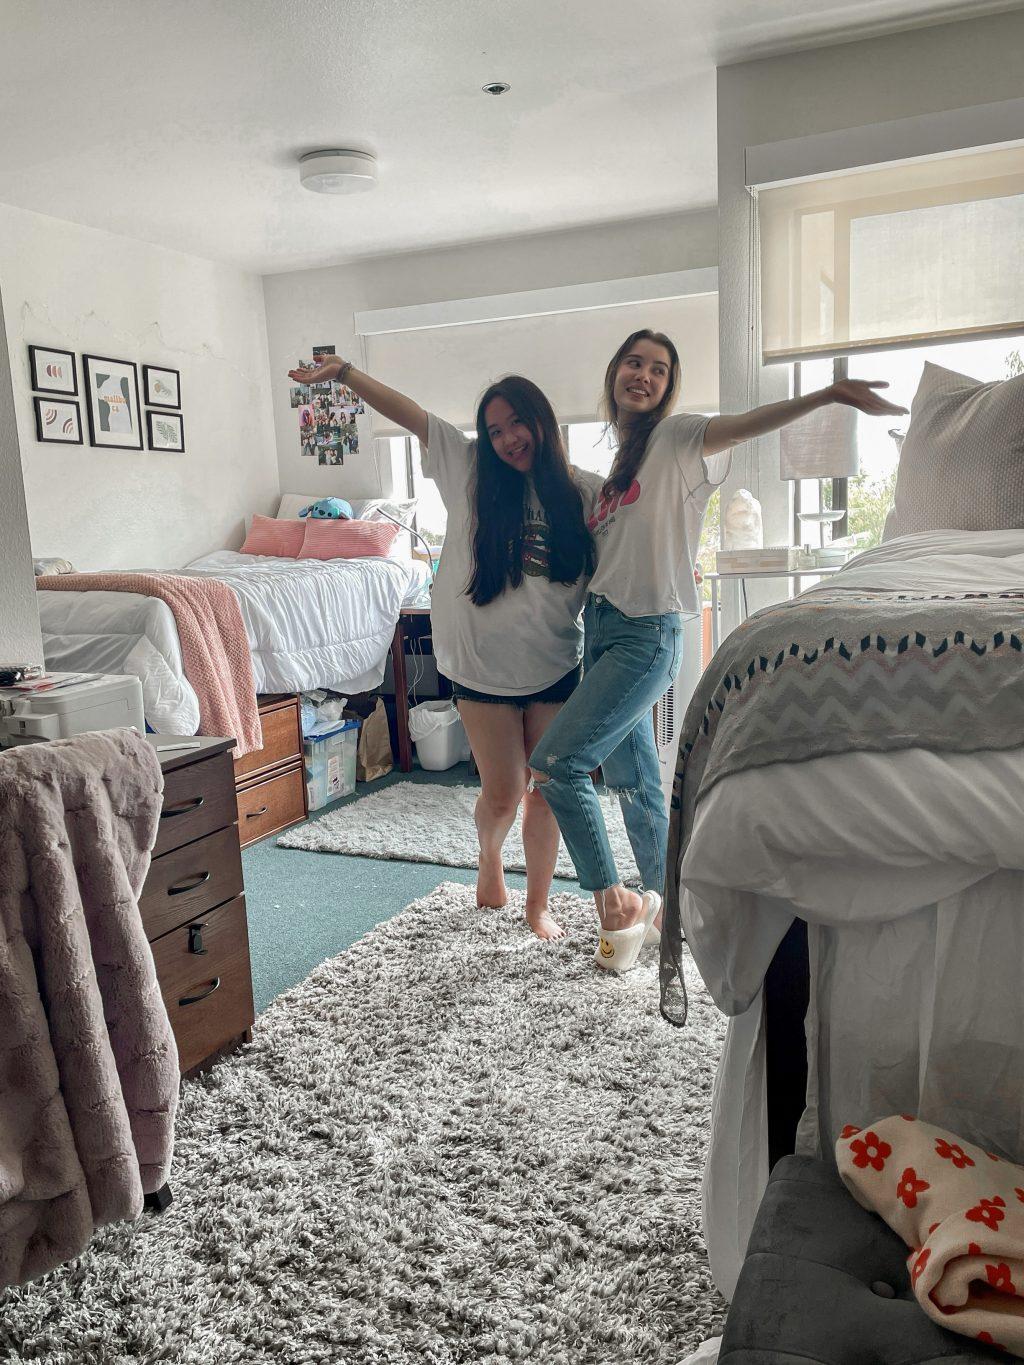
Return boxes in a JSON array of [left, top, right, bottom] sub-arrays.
[[661, 584, 1024, 1023]]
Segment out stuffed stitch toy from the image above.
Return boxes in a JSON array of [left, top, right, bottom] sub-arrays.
[[299, 497, 353, 520]]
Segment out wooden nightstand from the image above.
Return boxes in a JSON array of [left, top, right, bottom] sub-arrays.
[[234, 693, 308, 846], [142, 735, 255, 1079]]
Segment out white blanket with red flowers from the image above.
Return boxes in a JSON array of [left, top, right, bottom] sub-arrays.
[[838, 1115, 1024, 1356]]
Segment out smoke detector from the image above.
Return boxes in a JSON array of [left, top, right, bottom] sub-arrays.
[[299, 149, 377, 195]]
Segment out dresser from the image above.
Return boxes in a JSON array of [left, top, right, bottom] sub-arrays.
[[142, 735, 255, 1078], [233, 692, 308, 847]]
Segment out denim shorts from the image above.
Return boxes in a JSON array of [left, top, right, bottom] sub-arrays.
[[451, 664, 582, 710]]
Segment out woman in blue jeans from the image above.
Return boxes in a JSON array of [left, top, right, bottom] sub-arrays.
[[530, 329, 906, 972]]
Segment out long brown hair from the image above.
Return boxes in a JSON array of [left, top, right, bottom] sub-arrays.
[[601, 330, 682, 496], [468, 375, 595, 607]]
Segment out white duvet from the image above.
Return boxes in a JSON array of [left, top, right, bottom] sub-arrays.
[[679, 530, 1024, 1297], [37, 551, 429, 735]]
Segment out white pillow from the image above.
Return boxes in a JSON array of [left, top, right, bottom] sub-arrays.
[[276, 493, 321, 519]]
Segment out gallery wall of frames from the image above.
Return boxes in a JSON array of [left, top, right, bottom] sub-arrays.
[[28, 345, 184, 453]]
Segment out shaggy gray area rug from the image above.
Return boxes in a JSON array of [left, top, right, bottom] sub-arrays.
[[1, 883, 726, 1364], [277, 780, 642, 885]]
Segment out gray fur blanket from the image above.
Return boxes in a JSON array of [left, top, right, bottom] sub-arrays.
[[0, 729, 179, 1287]]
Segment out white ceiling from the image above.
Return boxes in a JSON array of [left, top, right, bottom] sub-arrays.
[[0, 0, 1016, 276]]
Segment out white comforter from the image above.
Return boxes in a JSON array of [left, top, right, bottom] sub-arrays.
[[680, 530, 1024, 1297], [38, 552, 429, 734]]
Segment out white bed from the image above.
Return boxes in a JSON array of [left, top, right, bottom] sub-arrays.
[[38, 550, 429, 735], [675, 530, 1024, 1298]]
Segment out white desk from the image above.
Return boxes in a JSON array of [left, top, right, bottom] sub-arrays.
[[704, 564, 844, 652]]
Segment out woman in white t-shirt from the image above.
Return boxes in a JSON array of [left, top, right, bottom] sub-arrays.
[[287, 356, 600, 939], [529, 329, 907, 972]]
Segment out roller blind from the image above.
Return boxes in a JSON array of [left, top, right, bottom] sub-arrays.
[[361, 292, 719, 436], [757, 143, 1024, 364]]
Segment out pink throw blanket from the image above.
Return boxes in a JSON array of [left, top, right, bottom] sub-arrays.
[[38, 571, 262, 755], [0, 730, 179, 1286], [838, 1115, 1024, 1355]]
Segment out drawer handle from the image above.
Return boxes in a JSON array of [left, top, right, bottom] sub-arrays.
[[179, 977, 221, 1007], [246, 804, 269, 818], [188, 923, 207, 955], [167, 871, 211, 897], [163, 795, 204, 819]]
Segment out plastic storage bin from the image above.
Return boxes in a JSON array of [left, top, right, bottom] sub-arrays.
[[408, 700, 466, 771], [304, 719, 360, 810]]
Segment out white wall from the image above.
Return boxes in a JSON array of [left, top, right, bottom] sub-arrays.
[[0, 281, 43, 666], [263, 208, 718, 501], [0, 204, 280, 571], [717, 8, 1024, 604]]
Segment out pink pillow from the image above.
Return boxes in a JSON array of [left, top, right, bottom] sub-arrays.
[[240, 514, 306, 558], [298, 519, 400, 561]]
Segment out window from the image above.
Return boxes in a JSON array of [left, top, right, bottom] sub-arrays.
[[793, 333, 1024, 550]]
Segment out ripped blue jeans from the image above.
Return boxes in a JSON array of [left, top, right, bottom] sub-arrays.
[[529, 594, 683, 894]]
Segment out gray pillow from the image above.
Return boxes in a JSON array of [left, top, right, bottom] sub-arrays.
[[890, 361, 1024, 536]]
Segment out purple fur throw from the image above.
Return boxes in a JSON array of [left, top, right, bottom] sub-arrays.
[[0, 729, 179, 1286]]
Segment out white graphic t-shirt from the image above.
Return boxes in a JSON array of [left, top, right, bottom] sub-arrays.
[[585, 413, 730, 618], [421, 414, 602, 695]]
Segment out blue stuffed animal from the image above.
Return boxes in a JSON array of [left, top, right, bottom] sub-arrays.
[[299, 497, 353, 520]]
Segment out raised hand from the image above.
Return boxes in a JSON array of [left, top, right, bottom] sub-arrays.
[[828, 379, 908, 417], [287, 356, 346, 385]]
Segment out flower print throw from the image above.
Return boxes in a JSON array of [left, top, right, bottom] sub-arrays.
[[837, 1115, 1024, 1355]]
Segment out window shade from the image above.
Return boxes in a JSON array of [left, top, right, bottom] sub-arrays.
[[361, 293, 719, 436], [757, 144, 1024, 364]]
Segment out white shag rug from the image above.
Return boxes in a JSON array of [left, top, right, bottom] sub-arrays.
[[2, 883, 726, 1364], [277, 780, 642, 885]]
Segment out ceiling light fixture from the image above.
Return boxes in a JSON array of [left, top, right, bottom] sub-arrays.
[[299, 149, 377, 195], [482, 81, 510, 95]]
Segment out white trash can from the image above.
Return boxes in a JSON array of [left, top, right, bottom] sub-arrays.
[[408, 700, 466, 771]]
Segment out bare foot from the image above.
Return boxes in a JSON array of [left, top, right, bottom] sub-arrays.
[[526, 904, 566, 941], [476, 856, 507, 909], [599, 888, 644, 932]]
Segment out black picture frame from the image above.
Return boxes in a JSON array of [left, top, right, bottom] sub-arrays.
[[33, 396, 83, 445], [142, 364, 181, 409], [29, 345, 78, 396], [82, 354, 143, 450], [146, 408, 185, 453]]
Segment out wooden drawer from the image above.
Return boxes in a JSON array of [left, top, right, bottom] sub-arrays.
[[151, 895, 255, 1075], [153, 750, 237, 858], [237, 764, 306, 846], [140, 825, 244, 941], [234, 697, 301, 783]]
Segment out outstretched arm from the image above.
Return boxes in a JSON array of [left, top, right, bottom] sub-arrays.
[[288, 356, 429, 446], [703, 380, 908, 457]]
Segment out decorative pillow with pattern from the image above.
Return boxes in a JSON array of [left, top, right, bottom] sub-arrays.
[[890, 362, 1024, 537]]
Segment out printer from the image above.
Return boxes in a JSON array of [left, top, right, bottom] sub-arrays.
[[0, 673, 145, 746]]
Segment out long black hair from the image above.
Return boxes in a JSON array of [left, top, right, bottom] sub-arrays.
[[467, 375, 595, 607], [601, 330, 682, 497]]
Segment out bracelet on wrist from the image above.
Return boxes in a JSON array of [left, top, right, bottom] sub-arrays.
[[338, 360, 354, 384]]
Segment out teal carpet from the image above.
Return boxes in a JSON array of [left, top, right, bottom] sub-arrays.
[[241, 762, 580, 1014]]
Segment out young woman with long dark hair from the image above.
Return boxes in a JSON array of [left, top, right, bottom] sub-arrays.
[[529, 329, 907, 972], [287, 357, 599, 939]]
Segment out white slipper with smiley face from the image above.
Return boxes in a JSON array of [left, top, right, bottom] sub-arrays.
[[594, 891, 662, 974]]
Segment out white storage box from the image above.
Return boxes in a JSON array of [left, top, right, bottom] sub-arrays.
[[0, 672, 145, 746], [304, 719, 360, 810], [409, 700, 466, 771]]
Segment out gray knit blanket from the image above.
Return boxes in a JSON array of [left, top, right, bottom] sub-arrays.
[[0, 730, 179, 1287], [661, 581, 1024, 1024]]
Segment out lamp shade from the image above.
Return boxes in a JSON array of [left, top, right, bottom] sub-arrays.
[[780, 402, 859, 480]]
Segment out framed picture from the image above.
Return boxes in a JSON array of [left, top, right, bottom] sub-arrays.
[[83, 354, 143, 449], [29, 345, 77, 396], [146, 409, 185, 453], [33, 396, 83, 445], [142, 364, 181, 409]]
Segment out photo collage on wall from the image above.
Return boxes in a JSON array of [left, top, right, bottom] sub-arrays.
[[290, 343, 365, 466]]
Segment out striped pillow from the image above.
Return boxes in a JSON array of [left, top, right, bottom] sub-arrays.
[[298, 519, 400, 560], [240, 514, 306, 557]]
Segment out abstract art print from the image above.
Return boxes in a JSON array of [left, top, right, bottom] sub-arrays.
[[146, 409, 185, 453], [29, 346, 78, 396], [142, 364, 181, 409], [33, 396, 83, 445], [83, 354, 143, 449]]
